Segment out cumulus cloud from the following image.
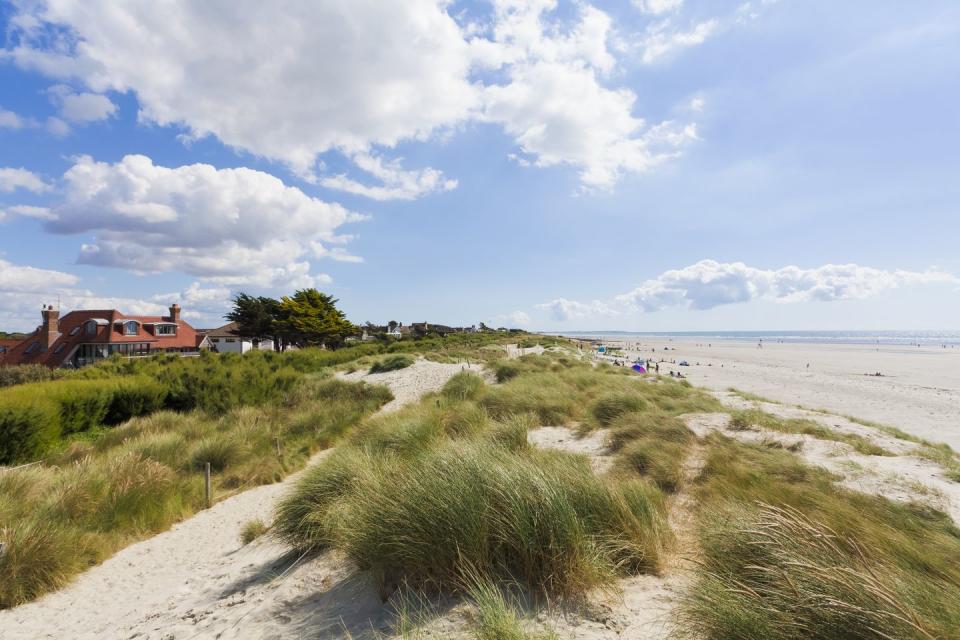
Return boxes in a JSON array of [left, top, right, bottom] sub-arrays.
[[47, 84, 117, 123], [634, 0, 683, 15], [5, 0, 700, 192], [321, 153, 457, 201], [495, 310, 532, 327], [477, 1, 698, 189], [639, 19, 719, 64], [5, 1, 476, 181], [616, 260, 960, 311], [536, 260, 959, 322], [30, 154, 362, 288], [0, 167, 50, 193], [536, 298, 618, 322], [0, 107, 27, 129], [0, 257, 235, 330]]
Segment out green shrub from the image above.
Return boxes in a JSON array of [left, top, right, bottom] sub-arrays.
[[369, 354, 415, 374], [0, 400, 60, 464], [104, 377, 167, 424], [0, 365, 65, 388]]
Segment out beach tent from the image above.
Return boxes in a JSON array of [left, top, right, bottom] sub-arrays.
[[598, 346, 606, 353], [632, 363, 646, 373]]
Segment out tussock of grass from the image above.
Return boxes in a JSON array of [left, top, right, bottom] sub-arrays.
[[729, 408, 891, 456], [276, 441, 669, 596], [240, 518, 269, 545], [605, 411, 694, 493], [370, 354, 415, 374], [441, 371, 487, 401]]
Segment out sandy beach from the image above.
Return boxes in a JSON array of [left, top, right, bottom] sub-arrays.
[[576, 337, 960, 450]]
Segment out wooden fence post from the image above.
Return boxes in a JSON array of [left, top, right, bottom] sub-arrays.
[[204, 462, 211, 509]]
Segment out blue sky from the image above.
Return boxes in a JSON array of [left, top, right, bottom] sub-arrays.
[[1, 0, 958, 332]]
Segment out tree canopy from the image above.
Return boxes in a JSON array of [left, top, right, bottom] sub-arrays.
[[275, 289, 356, 348], [225, 289, 356, 349]]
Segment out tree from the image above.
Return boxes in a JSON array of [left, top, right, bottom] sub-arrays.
[[274, 289, 356, 348], [226, 294, 280, 349], [387, 320, 399, 332]]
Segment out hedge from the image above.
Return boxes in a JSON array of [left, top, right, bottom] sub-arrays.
[[0, 377, 168, 464]]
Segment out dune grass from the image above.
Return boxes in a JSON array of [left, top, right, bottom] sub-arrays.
[[240, 518, 269, 545], [275, 361, 674, 600], [678, 432, 960, 639], [728, 407, 891, 456], [0, 377, 391, 608], [369, 354, 416, 374]]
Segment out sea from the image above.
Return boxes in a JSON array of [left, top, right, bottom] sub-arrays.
[[552, 330, 960, 348]]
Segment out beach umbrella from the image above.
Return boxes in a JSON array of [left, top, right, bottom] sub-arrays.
[[632, 363, 646, 373]]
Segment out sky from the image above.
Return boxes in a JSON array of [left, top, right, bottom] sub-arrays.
[[0, 0, 958, 333]]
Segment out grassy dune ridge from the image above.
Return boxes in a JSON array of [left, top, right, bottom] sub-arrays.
[[0, 363, 392, 607]]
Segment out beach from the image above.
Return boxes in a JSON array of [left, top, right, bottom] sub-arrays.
[[574, 337, 960, 450]]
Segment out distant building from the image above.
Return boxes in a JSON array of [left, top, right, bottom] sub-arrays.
[[1, 304, 205, 368], [203, 321, 275, 354]]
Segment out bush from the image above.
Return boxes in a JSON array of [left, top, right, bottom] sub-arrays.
[[369, 354, 415, 374], [275, 442, 669, 596], [0, 400, 60, 464], [0, 365, 65, 388]]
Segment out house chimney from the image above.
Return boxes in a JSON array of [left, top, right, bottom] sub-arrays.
[[169, 303, 181, 323], [41, 304, 60, 347]]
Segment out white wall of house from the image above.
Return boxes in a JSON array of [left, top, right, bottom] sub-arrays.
[[209, 337, 275, 353]]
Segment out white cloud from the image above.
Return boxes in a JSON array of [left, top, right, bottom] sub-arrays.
[[30, 154, 362, 288], [640, 19, 720, 64], [689, 97, 705, 111], [0, 205, 54, 221], [478, 2, 698, 189], [615, 260, 960, 311], [0, 257, 234, 330], [47, 84, 117, 123], [0, 167, 50, 193], [0, 257, 79, 293], [5, 1, 476, 181], [45, 116, 70, 136], [5, 0, 698, 192], [536, 298, 618, 322], [0, 107, 27, 129], [321, 153, 457, 201], [495, 310, 532, 327], [634, 0, 683, 15]]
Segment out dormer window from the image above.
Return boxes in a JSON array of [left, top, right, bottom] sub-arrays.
[[123, 321, 139, 336], [85, 320, 98, 335], [25, 341, 40, 354], [156, 323, 177, 335]]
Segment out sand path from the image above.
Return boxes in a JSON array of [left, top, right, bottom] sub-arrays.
[[0, 358, 481, 640]]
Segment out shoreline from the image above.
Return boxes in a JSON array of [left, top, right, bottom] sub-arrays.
[[558, 333, 960, 450]]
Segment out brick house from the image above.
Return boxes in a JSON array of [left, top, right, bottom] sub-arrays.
[[1, 303, 208, 368]]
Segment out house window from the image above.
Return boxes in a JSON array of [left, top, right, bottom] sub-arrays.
[[69, 326, 81, 336], [211, 338, 220, 343], [225, 338, 236, 343], [25, 341, 39, 354], [85, 320, 98, 335], [124, 321, 138, 336], [156, 324, 176, 335], [54, 343, 65, 354]]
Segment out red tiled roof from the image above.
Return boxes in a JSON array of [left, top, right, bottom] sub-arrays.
[[2, 308, 200, 368]]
